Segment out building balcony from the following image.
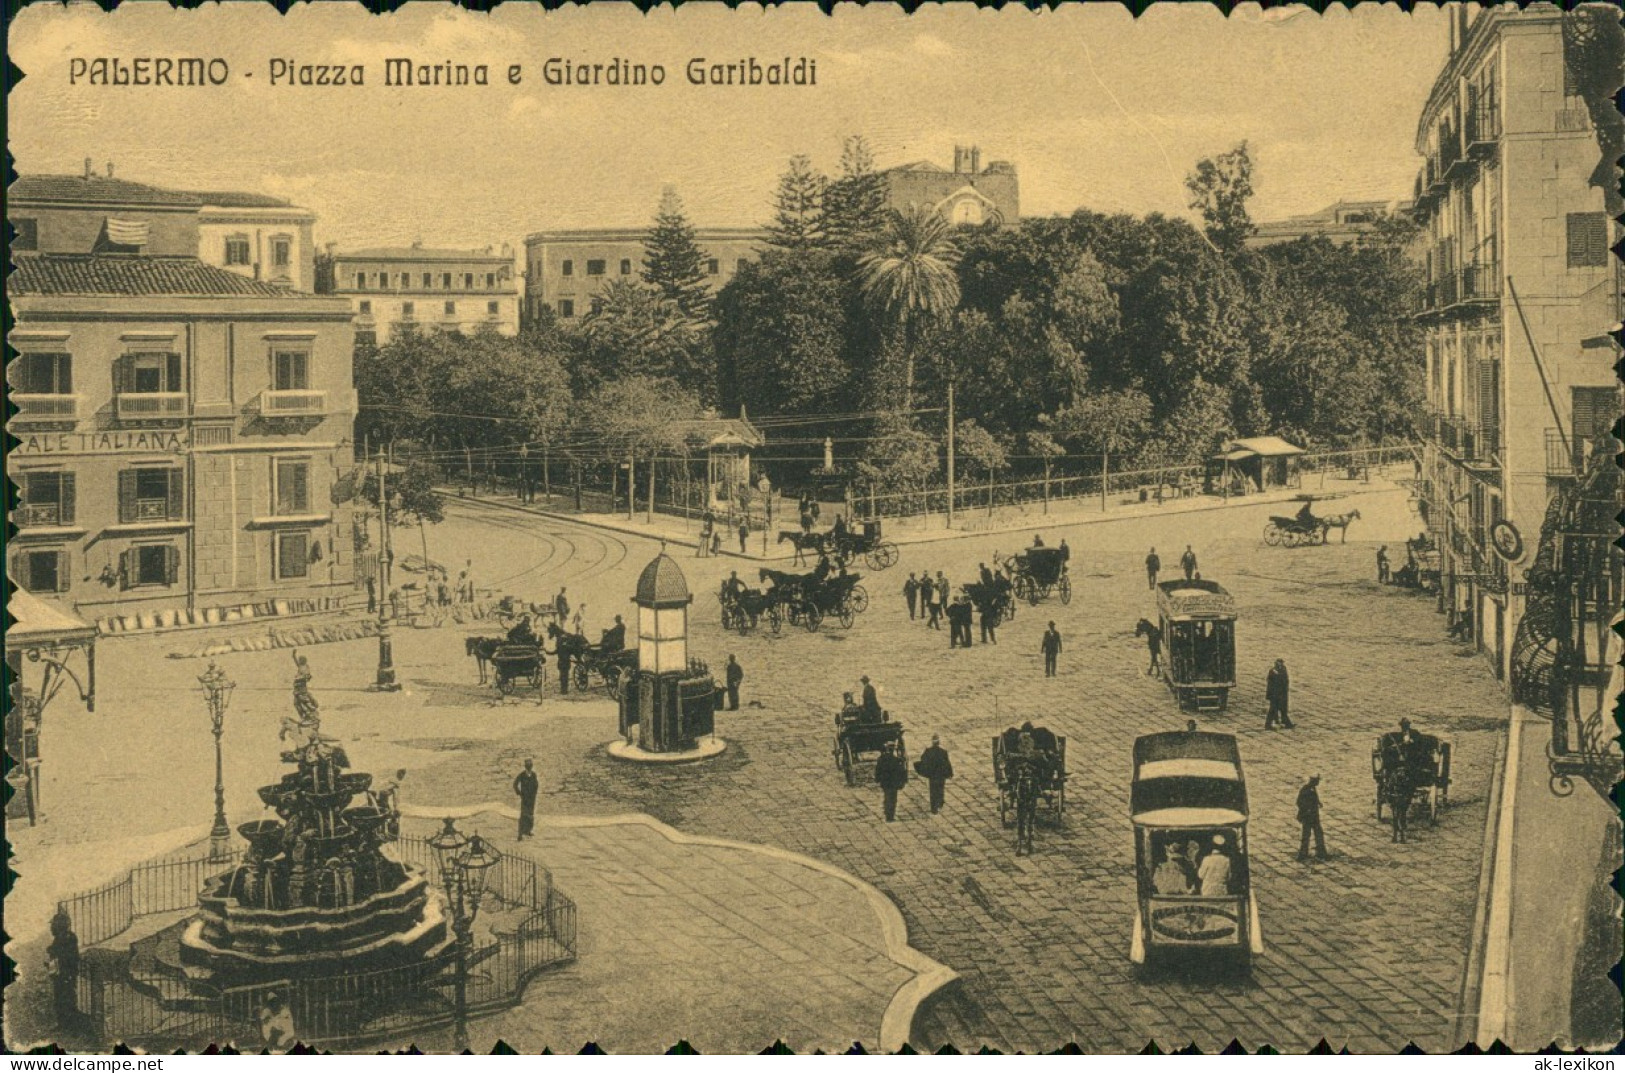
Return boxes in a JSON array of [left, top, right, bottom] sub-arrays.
[[8, 393, 81, 427], [258, 389, 328, 418], [15, 503, 70, 528], [115, 392, 188, 422], [1547, 429, 1609, 478], [1431, 412, 1496, 461], [1465, 107, 1501, 155], [1457, 262, 1502, 304]]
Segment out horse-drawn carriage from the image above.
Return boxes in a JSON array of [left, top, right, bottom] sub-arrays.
[[964, 576, 1016, 626], [993, 725, 1067, 845], [833, 700, 906, 785], [1393, 536, 1442, 593], [997, 547, 1071, 606], [549, 623, 637, 698], [1155, 579, 1238, 712], [759, 566, 869, 633], [1264, 496, 1361, 547], [1372, 727, 1452, 825], [464, 635, 546, 700], [719, 582, 775, 634], [778, 519, 899, 571]]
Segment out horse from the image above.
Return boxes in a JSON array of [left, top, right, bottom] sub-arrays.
[[1134, 618, 1163, 675], [1320, 508, 1362, 544], [465, 635, 507, 685], [1010, 758, 1044, 856], [777, 530, 825, 567]]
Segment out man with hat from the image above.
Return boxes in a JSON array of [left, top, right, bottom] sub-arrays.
[[914, 735, 954, 814], [860, 676, 882, 724], [874, 741, 909, 822], [1297, 774, 1327, 861]]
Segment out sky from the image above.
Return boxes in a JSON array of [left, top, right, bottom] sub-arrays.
[[7, 2, 1452, 251]]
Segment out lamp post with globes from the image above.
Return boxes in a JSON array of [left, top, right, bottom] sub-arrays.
[[428, 818, 502, 1053], [198, 662, 237, 860]]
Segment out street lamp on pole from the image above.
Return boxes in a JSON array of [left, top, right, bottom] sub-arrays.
[[374, 449, 401, 692], [428, 817, 501, 1053], [198, 661, 237, 860]]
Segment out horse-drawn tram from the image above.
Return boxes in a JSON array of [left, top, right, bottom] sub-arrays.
[[1155, 579, 1238, 712], [1130, 730, 1261, 969]]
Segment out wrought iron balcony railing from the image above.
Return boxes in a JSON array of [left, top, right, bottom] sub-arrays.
[[1546, 430, 1609, 478], [1457, 262, 1502, 304], [1465, 105, 1501, 153]]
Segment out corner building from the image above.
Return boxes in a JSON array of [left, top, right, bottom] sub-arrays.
[[1411, 6, 1620, 680], [7, 172, 358, 628]]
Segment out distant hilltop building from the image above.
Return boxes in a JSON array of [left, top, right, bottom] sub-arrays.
[[881, 145, 1019, 228], [522, 227, 768, 326], [319, 242, 520, 345], [1245, 200, 1414, 248]]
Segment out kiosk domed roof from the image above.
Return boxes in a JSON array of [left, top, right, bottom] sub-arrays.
[[635, 552, 691, 605]]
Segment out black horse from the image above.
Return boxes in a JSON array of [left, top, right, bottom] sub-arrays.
[[1010, 757, 1044, 856]]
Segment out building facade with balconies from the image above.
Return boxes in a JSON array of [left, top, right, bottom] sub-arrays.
[[6, 173, 358, 625], [522, 228, 767, 327], [1411, 5, 1620, 680], [322, 244, 519, 344]]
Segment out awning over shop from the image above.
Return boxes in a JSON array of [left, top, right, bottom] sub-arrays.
[[5, 590, 97, 651]]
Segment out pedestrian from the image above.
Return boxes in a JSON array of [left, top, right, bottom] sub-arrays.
[[738, 519, 749, 554], [875, 742, 909, 822], [1138, 618, 1163, 676], [725, 654, 744, 710], [946, 597, 964, 648], [903, 573, 920, 620], [555, 643, 573, 695], [927, 578, 944, 630], [46, 907, 80, 1031], [1059, 538, 1070, 567], [979, 602, 998, 645], [1146, 547, 1161, 590], [513, 759, 539, 840], [1180, 544, 1198, 581], [1297, 774, 1327, 861], [914, 735, 954, 814], [919, 574, 934, 626], [437, 576, 451, 608], [554, 587, 569, 623], [388, 588, 403, 620], [461, 565, 475, 603], [711, 528, 723, 557], [1377, 545, 1391, 584], [1265, 658, 1294, 729], [365, 574, 377, 615], [1041, 621, 1062, 677]]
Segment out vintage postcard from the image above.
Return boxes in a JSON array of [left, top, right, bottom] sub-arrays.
[[5, 0, 1621, 1057]]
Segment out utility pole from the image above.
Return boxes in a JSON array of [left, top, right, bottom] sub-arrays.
[[373, 448, 400, 692], [946, 380, 956, 531]]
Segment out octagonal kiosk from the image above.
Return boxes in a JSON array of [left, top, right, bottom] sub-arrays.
[[611, 550, 725, 762]]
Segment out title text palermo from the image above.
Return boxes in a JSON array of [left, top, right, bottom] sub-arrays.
[[68, 56, 819, 88]]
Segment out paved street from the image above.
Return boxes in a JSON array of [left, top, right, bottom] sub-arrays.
[[13, 485, 1509, 1053]]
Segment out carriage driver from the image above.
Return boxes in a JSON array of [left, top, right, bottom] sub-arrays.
[[507, 614, 538, 646], [859, 676, 883, 724], [1296, 499, 1317, 527]]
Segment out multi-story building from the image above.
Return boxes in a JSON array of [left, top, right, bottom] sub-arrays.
[[194, 189, 319, 293], [522, 227, 767, 325], [1411, 5, 1619, 680], [1246, 199, 1414, 247], [322, 244, 520, 345], [881, 145, 1019, 227], [7, 169, 358, 627]]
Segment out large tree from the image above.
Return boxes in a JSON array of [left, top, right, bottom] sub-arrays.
[[713, 248, 852, 421], [823, 135, 889, 257], [577, 375, 705, 521], [576, 279, 711, 397], [1050, 388, 1153, 507], [857, 205, 962, 412], [642, 187, 712, 320], [1185, 141, 1256, 256], [766, 154, 829, 253]]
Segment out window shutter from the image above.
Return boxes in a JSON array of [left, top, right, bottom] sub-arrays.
[[118, 470, 138, 525], [57, 550, 73, 593], [167, 468, 185, 521], [59, 472, 77, 526], [112, 355, 126, 396], [167, 352, 183, 393], [119, 550, 132, 590], [1566, 213, 1607, 268], [165, 545, 180, 586]]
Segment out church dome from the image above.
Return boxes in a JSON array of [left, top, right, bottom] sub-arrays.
[[635, 552, 692, 606]]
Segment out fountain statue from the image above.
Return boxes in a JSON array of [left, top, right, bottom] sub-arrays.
[[136, 655, 451, 992]]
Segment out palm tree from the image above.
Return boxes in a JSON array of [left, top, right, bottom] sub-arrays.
[[857, 206, 962, 412]]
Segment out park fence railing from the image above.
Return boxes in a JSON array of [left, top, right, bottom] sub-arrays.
[[59, 838, 576, 1051]]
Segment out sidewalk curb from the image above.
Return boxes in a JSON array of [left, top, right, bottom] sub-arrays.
[[1469, 702, 1525, 1049], [1454, 706, 1513, 1051]]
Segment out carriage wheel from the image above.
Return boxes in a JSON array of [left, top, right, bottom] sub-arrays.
[[1374, 782, 1386, 821], [849, 585, 869, 613], [867, 542, 899, 571], [803, 603, 824, 632], [1264, 523, 1283, 546], [999, 788, 1013, 828], [573, 662, 589, 690], [1039, 583, 1054, 601], [768, 604, 784, 635], [1059, 576, 1072, 605], [605, 667, 623, 701], [838, 604, 855, 629], [841, 741, 856, 785], [1055, 782, 1066, 820], [497, 674, 516, 697], [989, 607, 1005, 629]]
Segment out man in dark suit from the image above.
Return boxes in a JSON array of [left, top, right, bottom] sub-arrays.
[[725, 655, 744, 710], [1297, 774, 1326, 860], [874, 742, 909, 822], [1041, 621, 1063, 677], [1145, 547, 1161, 590], [1266, 659, 1294, 729], [903, 573, 920, 620], [914, 735, 954, 814], [1180, 545, 1198, 581]]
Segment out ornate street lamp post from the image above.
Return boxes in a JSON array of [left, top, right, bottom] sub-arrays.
[[428, 818, 501, 1053], [373, 450, 401, 693], [198, 662, 237, 859]]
